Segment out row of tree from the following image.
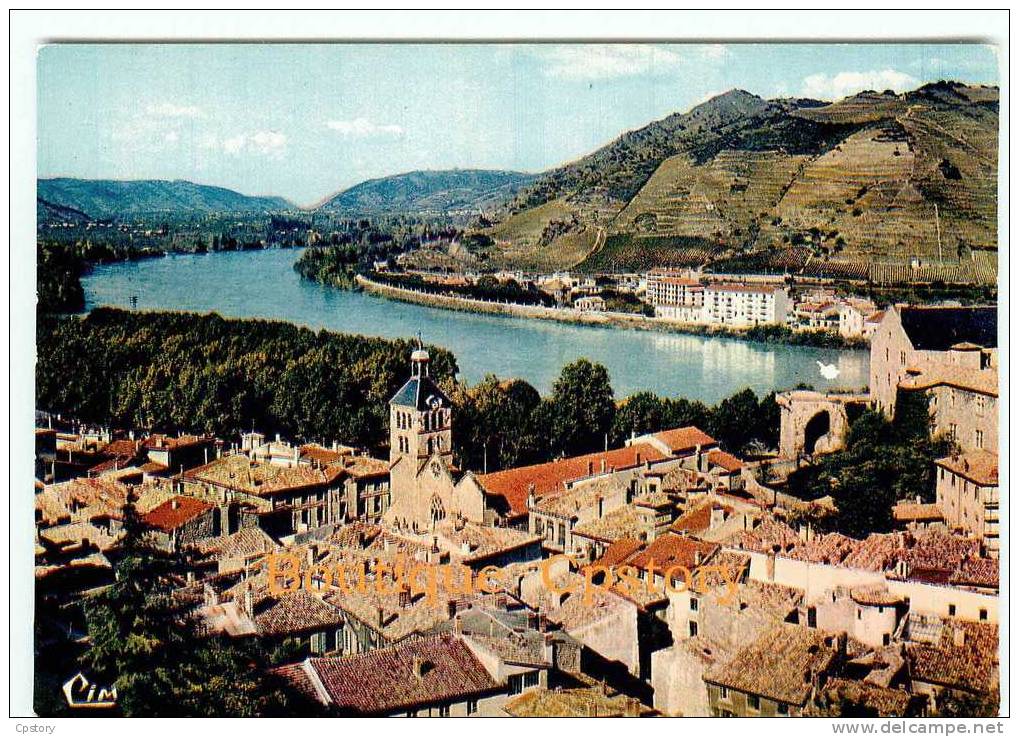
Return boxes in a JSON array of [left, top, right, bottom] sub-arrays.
[[38, 310, 779, 468]]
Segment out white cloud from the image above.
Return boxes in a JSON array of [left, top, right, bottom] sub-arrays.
[[145, 102, 202, 118], [801, 69, 919, 101], [221, 130, 287, 157], [537, 45, 686, 81], [326, 118, 405, 138]]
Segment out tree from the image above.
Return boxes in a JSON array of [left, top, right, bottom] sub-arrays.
[[82, 503, 293, 716], [454, 375, 544, 472], [543, 359, 616, 457]]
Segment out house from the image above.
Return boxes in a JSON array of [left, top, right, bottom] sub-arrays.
[[702, 283, 791, 327], [934, 450, 999, 557], [573, 295, 606, 313], [273, 634, 516, 716], [646, 270, 704, 322], [703, 623, 839, 716], [869, 305, 996, 422], [143, 433, 217, 474], [141, 495, 216, 551]]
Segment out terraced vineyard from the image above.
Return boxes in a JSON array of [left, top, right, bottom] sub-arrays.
[[479, 82, 999, 284]]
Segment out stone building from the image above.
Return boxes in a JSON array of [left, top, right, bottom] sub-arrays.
[[869, 305, 996, 421], [935, 450, 1000, 557], [141, 495, 216, 551]]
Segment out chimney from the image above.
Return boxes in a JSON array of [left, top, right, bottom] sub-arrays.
[[171, 498, 180, 510], [636, 451, 642, 466], [588, 461, 594, 475], [694, 550, 703, 566], [306, 544, 317, 566], [399, 589, 411, 608], [953, 627, 966, 647], [527, 484, 536, 510], [377, 607, 386, 627], [710, 505, 725, 530], [453, 614, 463, 635], [766, 552, 776, 581], [600, 459, 607, 474]]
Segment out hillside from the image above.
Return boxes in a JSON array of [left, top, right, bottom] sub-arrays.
[[481, 83, 998, 283], [37, 178, 292, 218], [316, 169, 535, 216]]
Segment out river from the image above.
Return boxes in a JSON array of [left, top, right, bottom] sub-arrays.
[[82, 248, 869, 403]]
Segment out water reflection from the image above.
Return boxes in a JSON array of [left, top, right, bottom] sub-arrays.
[[82, 248, 869, 403]]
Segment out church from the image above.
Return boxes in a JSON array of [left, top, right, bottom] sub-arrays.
[[384, 346, 485, 530]]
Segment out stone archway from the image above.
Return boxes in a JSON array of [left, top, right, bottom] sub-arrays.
[[777, 390, 872, 459], [803, 410, 832, 455]]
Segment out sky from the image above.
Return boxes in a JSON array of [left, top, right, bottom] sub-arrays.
[[37, 43, 999, 206]]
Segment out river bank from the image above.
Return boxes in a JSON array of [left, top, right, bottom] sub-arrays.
[[355, 274, 868, 351]]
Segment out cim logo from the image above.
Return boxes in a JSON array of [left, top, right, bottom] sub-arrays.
[[62, 672, 117, 709]]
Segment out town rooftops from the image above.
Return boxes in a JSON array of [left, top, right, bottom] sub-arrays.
[[899, 364, 998, 397], [905, 617, 999, 694], [817, 678, 919, 717], [35, 476, 131, 526], [142, 496, 214, 532], [143, 433, 213, 451], [279, 634, 499, 715], [628, 533, 719, 581], [935, 450, 999, 487], [476, 442, 668, 518], [707, 448, 744, 473], [572, 504, 652, 544], [705, 623, 836, 706], [898, 306, 997, 351]]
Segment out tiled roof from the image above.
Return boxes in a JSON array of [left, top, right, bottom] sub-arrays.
[[849, 585, 902, 607], [254, 590, 345, 637], [572, 504, 649, 544], [817, 678, 918, 717], [184, 453, 343, 496], [671, 499, 734, 536], [935, 450, 999, 486], [590, 538, 644, 568], [477, 443, 667, 518], [628, 534, 719, 582], [300, 634, 499, 714], [35, 477, 130, 526], [899, 365, 998, 398], [652, 426, 717, 454], [892, 502, 944, 523], [504, 687, 653, 717], [705, 624, 836, 705], [707, 449, 743, 473], [142, 496, 214, 532], [949, 557, 999, 589], [907, 619, 998, 693], [194, 527, 277, 560], [143, 433, 212, 450]]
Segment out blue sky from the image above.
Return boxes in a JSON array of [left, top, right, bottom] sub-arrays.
[[37, 43, 998, 206]]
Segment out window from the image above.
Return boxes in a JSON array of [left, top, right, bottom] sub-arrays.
[[777, 703, 789, 716], [466, 699, 478, 716], [883, 633, 891, 646], [689, 621, 698, 637], [748, 695, 760, 711], [508, 675, 523, 695], [523, 671, 539, 688], [438, 705, 450, 717], [690, 597, 699, 612], [719, 686, 729, 700], [857, 608, 862, 620], [949, 604, 957, 617], [980, 609, 988, 621], [975, 429, 984, 449]]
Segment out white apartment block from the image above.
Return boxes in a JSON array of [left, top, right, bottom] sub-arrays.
[[702, 284, 790, 327]]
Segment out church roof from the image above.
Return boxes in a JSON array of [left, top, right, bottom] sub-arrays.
[[898, 306, 997, 351], [390, 375, 450, 410]]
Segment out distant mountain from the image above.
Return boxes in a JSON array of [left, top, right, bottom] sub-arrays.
[[316, 169, 535, 216], [480, 83, 998, 281], [37, 178, 292, 218], [37, 196, 93, 224]]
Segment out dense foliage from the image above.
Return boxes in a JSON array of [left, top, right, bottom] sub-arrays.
[[36, 309, 457, 450], [37, 243, 86, 313], [367, 271, 557, 307], [79, 505, 301, 716], [785, 394, 954, 537]]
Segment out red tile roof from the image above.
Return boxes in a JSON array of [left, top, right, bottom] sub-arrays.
[[295, 634, 499, 714], [707, 448, 744, 473], [591, 538, 643, 569], [935, 450, 999, 487], [142, 496, 214, 531], [477, 443, 667, 518], [628, 533, 719, 581], [653, 426, 717, 454]]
